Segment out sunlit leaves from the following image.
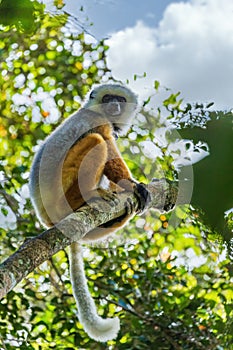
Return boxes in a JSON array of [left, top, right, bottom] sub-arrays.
[[0, 8, 109, 244]]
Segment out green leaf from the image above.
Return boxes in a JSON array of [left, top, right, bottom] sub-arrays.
[[0, 0, 43, 33], [154, 80, 160, 91]]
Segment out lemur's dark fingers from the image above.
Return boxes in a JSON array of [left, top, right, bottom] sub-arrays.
[[134, 183, 150, 213]]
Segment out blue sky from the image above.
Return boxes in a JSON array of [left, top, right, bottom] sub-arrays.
[[64, 0, 185, 38], [53, 0, 233, 111]]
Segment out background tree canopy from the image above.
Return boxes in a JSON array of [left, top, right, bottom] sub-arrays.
[[0, 1, 232, 349]]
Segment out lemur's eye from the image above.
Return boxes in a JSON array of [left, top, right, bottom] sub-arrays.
[[102, 94, 127, 104], [102, 94, 114, 103], [117, 96, 127, 103]]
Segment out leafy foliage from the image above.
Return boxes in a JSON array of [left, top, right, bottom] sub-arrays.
[[0, 0, 42, 33], [0, 3, 232, 350], [179, 112, 233, 242]]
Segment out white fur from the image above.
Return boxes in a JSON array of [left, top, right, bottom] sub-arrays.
[[69, 242, 120, 342]]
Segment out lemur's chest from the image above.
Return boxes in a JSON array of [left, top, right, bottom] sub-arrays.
[[94, 123, 113, 140]]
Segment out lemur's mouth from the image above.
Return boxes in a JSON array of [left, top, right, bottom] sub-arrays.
[[105, 101, 122, 116]]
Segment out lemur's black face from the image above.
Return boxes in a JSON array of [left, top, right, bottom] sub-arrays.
[[88, 84, 137, 136], [101, 94, 127, 116]]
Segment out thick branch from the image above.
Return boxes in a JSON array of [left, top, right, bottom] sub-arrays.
[[0, 179, 178, 299]]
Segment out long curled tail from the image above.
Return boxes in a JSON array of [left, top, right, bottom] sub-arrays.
[[69, 242, 120, 342]]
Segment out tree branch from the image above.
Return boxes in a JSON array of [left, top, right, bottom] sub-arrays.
[[0, 179, 179, 299]]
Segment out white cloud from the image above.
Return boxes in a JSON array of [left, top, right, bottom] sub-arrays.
[[107, 0, 233, 110]]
